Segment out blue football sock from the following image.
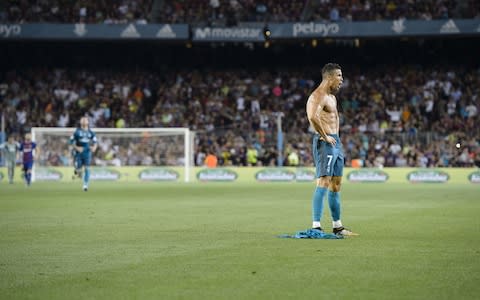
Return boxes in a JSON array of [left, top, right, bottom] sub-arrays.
[[26, 173, 31, 184], [328, 190, 341, 221], [312, 187, 327, 222], [84, 168, 90, 186]]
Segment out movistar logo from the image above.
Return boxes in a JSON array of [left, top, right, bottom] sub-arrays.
[[194, 27, 262, 39]]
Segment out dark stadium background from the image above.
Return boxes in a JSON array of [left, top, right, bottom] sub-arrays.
[[2, 37, 479, 69]]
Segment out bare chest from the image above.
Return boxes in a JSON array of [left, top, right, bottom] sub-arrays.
[[322, 97, 337, 113]]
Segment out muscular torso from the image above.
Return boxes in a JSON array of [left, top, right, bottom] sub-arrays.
[[307, 89, 339, 136]]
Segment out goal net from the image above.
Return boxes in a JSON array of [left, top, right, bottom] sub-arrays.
[[31, 127, 194, 182]]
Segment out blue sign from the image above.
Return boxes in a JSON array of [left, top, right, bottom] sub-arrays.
[[269, 19, 480, 39], [0, 23, 189, 40]]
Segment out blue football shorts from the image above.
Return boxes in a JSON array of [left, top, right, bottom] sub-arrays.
[[312, 134, 344, 178]]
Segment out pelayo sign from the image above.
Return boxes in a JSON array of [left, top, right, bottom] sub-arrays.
[[347, 169, 389, 183], [296, 169, 316, 182], [0, 24, 22, 38], [407, 170, 449, 183], [292, 22, 340, 37], [35, 168, 63, 181], [139, 168, 179, 181], [468, 171, 480, 184], [197, 169, 238, 182], [255, 169, 296, 182], [90, 168, 121, 181]]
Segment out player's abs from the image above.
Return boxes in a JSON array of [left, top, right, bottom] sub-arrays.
[[319, 112, 338, 134]]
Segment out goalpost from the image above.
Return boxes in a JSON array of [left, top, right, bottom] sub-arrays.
[[31, 127, 194, 182]]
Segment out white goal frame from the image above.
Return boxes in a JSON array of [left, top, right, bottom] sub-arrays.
[[31, 127, 194, 182]]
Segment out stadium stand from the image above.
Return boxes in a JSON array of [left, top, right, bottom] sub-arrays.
[[305, 0, 480, 22], [2, 0, 479, 23], [1, 41, 478, 168], [3, 0, 153, 24]]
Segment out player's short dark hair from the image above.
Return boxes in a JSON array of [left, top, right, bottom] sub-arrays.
[[322, 63, 341, 78]]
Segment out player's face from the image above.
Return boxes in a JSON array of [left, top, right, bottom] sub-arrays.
[[25, 134, 31, 141], [331, 69, 343, 93], [80, 118, 89, 128]]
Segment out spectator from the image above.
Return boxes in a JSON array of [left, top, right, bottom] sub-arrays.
[[246, 144, 258, 166], [287, 149, 300, 166], [466, 102, 478, 118], [205, 150, 218, 168]]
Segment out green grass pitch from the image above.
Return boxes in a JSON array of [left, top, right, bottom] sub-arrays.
[[1, 181, 479, 299]]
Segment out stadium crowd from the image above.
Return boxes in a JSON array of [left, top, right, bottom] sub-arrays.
[[2, 0, 479, 24], [2, 0, 153, 24], [306, 0, 480, 22], [1, 63, 479, 168]]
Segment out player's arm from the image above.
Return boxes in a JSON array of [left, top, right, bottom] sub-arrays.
[[90, 133, 98, 153], [307, 94, 336, 145]]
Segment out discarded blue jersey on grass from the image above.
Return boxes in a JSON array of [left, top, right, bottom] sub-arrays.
[[279, 228, 343, 239]]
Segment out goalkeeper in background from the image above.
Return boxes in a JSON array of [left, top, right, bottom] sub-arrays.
[[69, 117, 97, 191]]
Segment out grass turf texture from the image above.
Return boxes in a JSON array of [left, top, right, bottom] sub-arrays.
[[1, 182, 479, 300]]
